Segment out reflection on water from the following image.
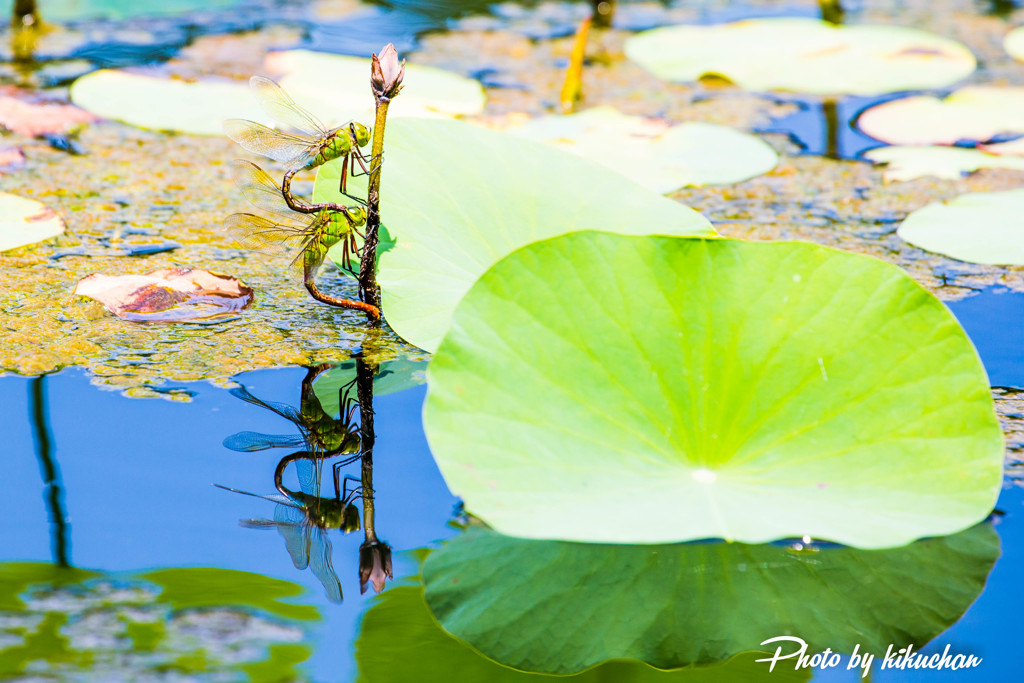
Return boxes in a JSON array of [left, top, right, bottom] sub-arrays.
[[29, 376, 70, 569]]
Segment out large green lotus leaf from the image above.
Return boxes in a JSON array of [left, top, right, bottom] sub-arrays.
[[267, 50, 485, 125], [424, 233, 1003, 547], [502, 107, 777, 193], [0, 193, 64, 252], [858, 86, 1024, 146], [897, 189, 1024, 265], [357, 583, 810, 683], [70, 70, 267, 135], [863, 145, 1024, 182], [624, 18, 975, 96], [313, 356, 429, 418], [422, 524, 998, 674], [314, 119, 714, 352]]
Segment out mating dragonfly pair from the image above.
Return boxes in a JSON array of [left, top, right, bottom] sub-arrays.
[[223, 76, 373, 284]]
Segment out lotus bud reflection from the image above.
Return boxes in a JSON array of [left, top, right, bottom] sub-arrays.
[[359, 541, 393, 594], [371, 43, 405, 102]]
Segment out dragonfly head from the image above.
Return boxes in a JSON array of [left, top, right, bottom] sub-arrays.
[[345, 206, 367, 227], [349, 122, 371, 147]]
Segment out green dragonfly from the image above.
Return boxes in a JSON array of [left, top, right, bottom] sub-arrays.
[[225, 160, 366, 281], [223, 76, 371, 202]]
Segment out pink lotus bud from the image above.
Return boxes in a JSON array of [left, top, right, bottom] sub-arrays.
[[371, 43, 405, 102]]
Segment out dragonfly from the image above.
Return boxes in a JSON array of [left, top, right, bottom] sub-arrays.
[[223, 76, 372, 203], [217, 452, 363, 603], [225, 160, 366, 280]]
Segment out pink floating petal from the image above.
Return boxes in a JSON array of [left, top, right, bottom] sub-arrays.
[[75, 268, 253, 322], [0, 146, 25, 171], [0, 96, 97, 137]]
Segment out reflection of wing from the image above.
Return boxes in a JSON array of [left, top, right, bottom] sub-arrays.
[[229, 386, 304, 426], [250, 76, 329, 139], [214, 484, 299, 508], [309, 526, 343, 603], [223, 431, 307, 452], [275, 504, 310, 570], [295, 457, 325, 496], [223, 118, 315, 166]]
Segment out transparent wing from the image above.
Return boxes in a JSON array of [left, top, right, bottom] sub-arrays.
[[223, 431, 307, 452], [223, 212, 313, 250], [250, 76, 329, 139], [231, 160, 300, 221], [275, 504, 311, 570], [228, 386, 304, 424], [309, 526, 343, 603], [223, 118, 317, 167]]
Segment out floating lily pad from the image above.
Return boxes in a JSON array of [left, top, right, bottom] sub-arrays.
[[358, 583, 811, 682], [503, 107, 777, 193], [863, 145, 1024, 181], [1004, 25, 1024, 62], [312, 357, 429, 418], [0, 193, 64, 252], [266, 50, 485, 124], [424, 233, 1002, 547], [69, 70, 266, 135], [75, 268, 254, 322], [422, 524, 998, 673], [897, 189, 1024, 264], [857, 86, 1024, 146], [314, 119, 714, 352], [624, 18, 975, 96]]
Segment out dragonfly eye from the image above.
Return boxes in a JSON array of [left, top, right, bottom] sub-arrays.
[[351, 122, 371, 147]]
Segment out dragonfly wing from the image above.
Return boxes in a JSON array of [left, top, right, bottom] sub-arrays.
[[223, 431, 307, 452], [274, 504, 311, 569], [231, 160, 297, 219], [309, 527, 343, 603], [250, 76, 329, 139], [223, 118, 316, 166]]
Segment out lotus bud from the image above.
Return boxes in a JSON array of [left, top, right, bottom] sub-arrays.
[[371, 43, 405, 102], [359, 540, 393, 594]]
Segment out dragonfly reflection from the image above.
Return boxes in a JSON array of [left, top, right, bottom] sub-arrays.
[[217, 367, 365, 602]]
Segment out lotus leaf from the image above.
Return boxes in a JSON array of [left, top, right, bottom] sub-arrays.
[[267, 49, 485, 124], [502, 107, 777, 193], [863, 145, 1024, 181], [424, 232, 1003, 547], [422, 524, 998, 673], [358, 583, 811, 682], [624, 19, 975, 96], [0, 193, 64, 253], [314, 119, 714, 352], [70, 71, 267, 135], [1005, 25, 1024, 62], [857, 86, 1024, 146], [897, 189, 1024, 265]]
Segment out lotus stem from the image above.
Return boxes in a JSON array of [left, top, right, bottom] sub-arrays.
[[559, 16, 591, 113], [359, 101, 388, 322], [823, 97, 839, 159], [819, 0, 843, 24], [591, 0, 613, 29], [356, 358, 376, 543]]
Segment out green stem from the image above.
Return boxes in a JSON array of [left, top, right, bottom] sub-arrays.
[[359, 101, 389, 323]]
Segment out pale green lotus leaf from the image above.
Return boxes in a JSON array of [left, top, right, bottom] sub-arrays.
[[858, 86, 1024, 146], [422, 524, 998, 673], [624, 18, 975, 96], [267, 50, 485, 126], [358, 583, 811, 683], [312, 356, 428, 418], [70, 70, 267, 135], [314, 119, 714, 352], [1004, 25, 1024, 62], [863, 145, 1024, 181], [424, 232, 1003, 547], [898, 189, 1024, 264], [502, 107, 777, 193], [0, 193, 64, 252]]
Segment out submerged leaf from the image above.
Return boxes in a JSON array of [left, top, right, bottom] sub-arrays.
[[422, 525, 998, 673], [314, 118, 714, 352], [312, 356, 428, 418], [266, 50, 484, 123], [863, 145, 1024, 181], [424, 233, 1002, 547], [0, 193, 64, 252], [857, 86, 1024, 146], [75, 268, 253, 322], [625, 18, 975, 96], [70, 70, 267, 135], [897, 189, 1024, 265], [502, 107, 778, 192]]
